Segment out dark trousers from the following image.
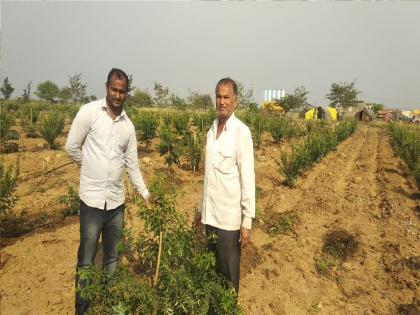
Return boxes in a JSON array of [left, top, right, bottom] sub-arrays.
[[206, 225, 241, 294], [75, 201, 125, 315]]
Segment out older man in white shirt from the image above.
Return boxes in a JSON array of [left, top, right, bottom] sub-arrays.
[[195, 78, 255, 295], [65, 68, 150, 315]]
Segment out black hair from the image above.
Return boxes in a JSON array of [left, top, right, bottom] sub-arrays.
[[215, 77, 238, 96], [106, 68, 129, 89]]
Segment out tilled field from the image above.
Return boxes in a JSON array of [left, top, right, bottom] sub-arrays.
[[1, 123, 419, 315]]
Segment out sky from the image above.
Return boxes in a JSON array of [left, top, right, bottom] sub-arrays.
[[1, 1, 420, 109]]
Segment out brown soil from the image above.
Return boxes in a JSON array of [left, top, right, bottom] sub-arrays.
[[1, 123, 419, 314]]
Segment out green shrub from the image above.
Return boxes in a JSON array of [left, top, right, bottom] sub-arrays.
[[58, 185, 80, 218], [389, 123, 420, 189], [38, 110, 65, 149], [280, 120, 357, 186], [249, 111, 266, 150], [0, 110, 14, 144], [0, 159, 19, 215], [161, 111, 173, 128], [335, 119, 357, 142], [268, 211, 299, 236], [183, 131, 204, 172], [192, 112, 214, 133], [67, 104, 80, 123], [79, 175, 240, 314], [314, 255, 335, 276], [268, 116, 288, 144], [158, 126, 182, 167], [132, 111, 159, 151], [18, 103, 44, 137], [172, 112, 190, 135]]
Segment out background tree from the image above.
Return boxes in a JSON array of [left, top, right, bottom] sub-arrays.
[[282, 86, 309, 112], [59, 86, 72, 103], [21, 81, 32, 103], [153, 82, 169, 107], [169, 94, 186, 109], [68, 73, 87, 103], [236, 81, 255, 108], [36, 80, 60, 103], [127, 74, 135, 95], [187, 91, 213, 110], [1, 77, 14, 100], [127, 89, 153, 107], [90, 95, 97, 101], [367, 103, 384, 114], [326, 81, 360, 110]]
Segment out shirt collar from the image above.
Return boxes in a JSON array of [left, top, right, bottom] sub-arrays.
[[101, 99, 126, 121], [214, 112, 236, 132]]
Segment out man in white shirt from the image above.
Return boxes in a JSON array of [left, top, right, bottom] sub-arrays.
[[195, 78, 255, 295], [65, 68, 150, 315]]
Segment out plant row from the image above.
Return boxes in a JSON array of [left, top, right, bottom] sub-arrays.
[[389, 122, 420, 189], [280, 120, 358, 186]]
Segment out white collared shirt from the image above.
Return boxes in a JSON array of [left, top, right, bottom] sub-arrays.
[[65, 99, 149, 210], [199, 113, 255, 230]]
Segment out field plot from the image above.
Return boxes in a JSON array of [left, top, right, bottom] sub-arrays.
[[1, 122, 419, 314]]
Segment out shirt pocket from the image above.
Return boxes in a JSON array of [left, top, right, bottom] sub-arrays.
[[113, 132, 128, 154], [214, 148, 236, 174]]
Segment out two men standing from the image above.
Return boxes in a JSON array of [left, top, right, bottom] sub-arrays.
[[66, 71, 254, 314]]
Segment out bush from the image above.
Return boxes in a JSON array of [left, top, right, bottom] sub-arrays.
[[183, 131, 205, 172], [172, 112, 190, 136], [38, 110, 65, 149], [79, 175, 240, 314], [58, 185, 80, 218], [314, 255, 336, 276], [19, 103, 42, 138], [0, 110, 14, 144], [389, 123, 420, 189], [268, 116, 289, 144], [158, 127, 182, 167], [280, 120, 357, 186], [132, 111, 159, 151], [265, 211, 299, 236], [192, 111, 214, 133], [0, 159, 19, 215], [335, 119, 357, 142]]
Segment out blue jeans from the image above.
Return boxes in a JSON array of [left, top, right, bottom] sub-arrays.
[[75, 200, 125, 315]]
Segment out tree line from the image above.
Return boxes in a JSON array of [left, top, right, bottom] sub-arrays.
[[1, 75, 383, 111]]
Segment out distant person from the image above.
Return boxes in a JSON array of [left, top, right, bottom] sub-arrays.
[[65, 68, 150, 315], [195, 77, 255, 296]]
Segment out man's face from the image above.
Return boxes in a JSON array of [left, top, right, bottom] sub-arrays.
[[216, 83, 237, 121], [105, 76, 128, 109]]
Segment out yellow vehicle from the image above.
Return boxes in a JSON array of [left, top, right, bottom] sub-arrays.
[[305, 106, 337, 121], [261, 101, 285, 115]]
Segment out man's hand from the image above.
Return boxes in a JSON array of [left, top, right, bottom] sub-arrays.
[[194, 212, 203, 231], [240, 227, 251, 248]]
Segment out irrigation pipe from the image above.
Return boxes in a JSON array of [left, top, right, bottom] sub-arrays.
[[42, 161, 73, 176]]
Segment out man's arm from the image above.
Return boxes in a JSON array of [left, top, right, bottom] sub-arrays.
[[65, 106, 91, 165], [237, 127, 255, 245], [124, 128, 150, 200]]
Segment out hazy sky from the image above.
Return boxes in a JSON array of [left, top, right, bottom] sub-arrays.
[[2, 1, 420, 109]]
